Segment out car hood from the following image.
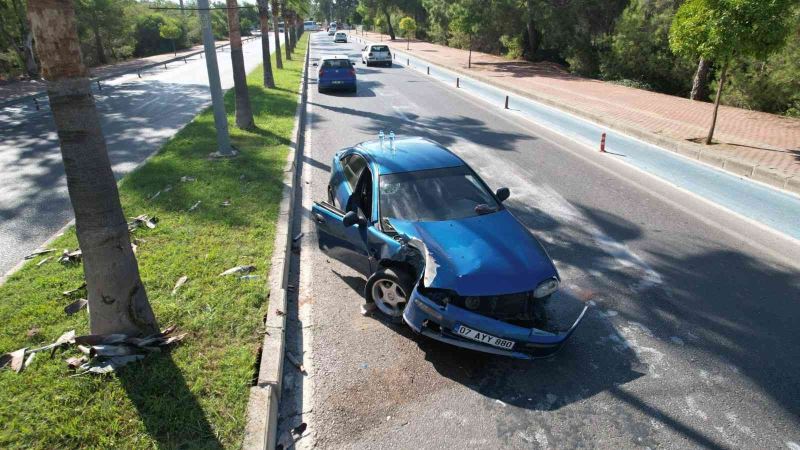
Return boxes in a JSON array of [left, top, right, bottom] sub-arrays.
[[388, 210, 558, 296]]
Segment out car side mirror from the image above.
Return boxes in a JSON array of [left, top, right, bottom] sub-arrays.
[[343, 210, 359, 227], [496, 187, 510, 202], [313, 62, 318, 67]]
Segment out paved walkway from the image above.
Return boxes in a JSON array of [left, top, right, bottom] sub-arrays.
[[358, 31, 800, 181], [0, 40, 233, 103]]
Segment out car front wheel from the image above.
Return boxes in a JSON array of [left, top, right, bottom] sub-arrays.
[[366, 267, 413, 320]]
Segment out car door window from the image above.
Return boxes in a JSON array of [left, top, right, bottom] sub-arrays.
[[346, 166, 373, 219], [341, 154, 367, 190]]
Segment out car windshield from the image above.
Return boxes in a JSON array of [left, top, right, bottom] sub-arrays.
[[322, 59, 350, 68], [370, 45, 389, 52], [379, 166, 500, 222]]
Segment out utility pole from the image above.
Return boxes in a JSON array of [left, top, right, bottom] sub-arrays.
[[198, 0, 234, 156]]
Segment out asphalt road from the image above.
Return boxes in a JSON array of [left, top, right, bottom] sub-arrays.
[[276, 32, 800, 449], [0, 36, 281, 276]]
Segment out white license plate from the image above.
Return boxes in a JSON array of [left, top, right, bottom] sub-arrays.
[[454, 325, 515, 350]]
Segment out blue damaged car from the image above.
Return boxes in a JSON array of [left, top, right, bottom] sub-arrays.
[[312, 136, 588, 359]]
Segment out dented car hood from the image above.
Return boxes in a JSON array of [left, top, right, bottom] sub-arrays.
[[389, 210, 558, 296]]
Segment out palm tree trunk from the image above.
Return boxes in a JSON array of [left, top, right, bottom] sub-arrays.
[[706, 61, 728, 145], [283, 3, 291, 61], [226, 0, 254, 129], [289, 12, 297, 52], [690, 57, 711, 101], [90, 4, 107, 64], [26, 0, 158, 336], [257, 0, 275, 88], [271, 0, 282, 69]]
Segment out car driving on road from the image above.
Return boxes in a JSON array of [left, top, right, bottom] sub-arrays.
[[361, 44, 392, 67], [334, 31, 348, 43], [312, 136, 587, 359], [316, 55, 357, 93]]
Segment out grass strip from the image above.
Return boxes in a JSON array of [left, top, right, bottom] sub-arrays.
[[0, 33, 308, 449]]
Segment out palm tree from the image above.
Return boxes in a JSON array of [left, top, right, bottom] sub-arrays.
[[26, 0, 158, 336], [282, 0, 291, 61], [257, 0, 275, 88], [271, 0, 283, 69], [226, 0, 255, 129]]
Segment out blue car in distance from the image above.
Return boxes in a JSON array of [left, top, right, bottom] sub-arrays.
[[316, 54, 356, 93], [312, 136, 588, 359]]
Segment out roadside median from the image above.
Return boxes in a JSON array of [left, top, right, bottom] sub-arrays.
[[0, 33, 308, 449]]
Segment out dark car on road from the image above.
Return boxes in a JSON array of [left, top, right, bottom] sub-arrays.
[[312, 136, 587, 359], [316, 55, 356, 93]]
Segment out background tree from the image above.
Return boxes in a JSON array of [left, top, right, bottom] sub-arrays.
[[270, 0, 283, 68], [399, 16, 415, 49], [226, 0, 255, 129], [670, 0, 795, 144], [26, 0, 158, 336], [0, 0, 39, 77], [159, 17, 182, 56], [257, 0, 275, 87], [448, 0, 480, 68]]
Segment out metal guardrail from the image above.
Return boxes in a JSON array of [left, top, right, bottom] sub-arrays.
[[0, 36, 259, 111]]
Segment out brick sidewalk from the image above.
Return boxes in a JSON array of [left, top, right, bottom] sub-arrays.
[[0, 40, 231, 103], [358, 31, 800, 186]]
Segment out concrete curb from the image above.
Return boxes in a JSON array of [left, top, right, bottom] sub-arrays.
[[353, 35, 798, 196], [242, 35, 309, 450], [0, 37, 259, 110]]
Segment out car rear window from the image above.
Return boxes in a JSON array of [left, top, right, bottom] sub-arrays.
[[370, 45, 389, 52], [322, 59, 350, 68]]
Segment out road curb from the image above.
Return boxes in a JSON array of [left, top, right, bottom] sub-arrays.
[[353, 35, 799, 196], [0, 37, 259, 110], [242, 35, 309, 450]]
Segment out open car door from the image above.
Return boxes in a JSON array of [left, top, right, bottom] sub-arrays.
[[311, 201, 371, 275]]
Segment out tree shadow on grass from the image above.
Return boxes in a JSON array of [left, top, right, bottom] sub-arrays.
[[118, 353, 223, 449]]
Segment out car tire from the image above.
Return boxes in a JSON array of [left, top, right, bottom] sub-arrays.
[[366, 267, 414, 322]]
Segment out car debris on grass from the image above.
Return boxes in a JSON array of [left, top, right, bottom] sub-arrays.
[[25, 249, 56, 260], [63, 298, 88, 315], [171, 276, 188, 295], [128, 214, 158, 232], [57, 249, 82, 265], [219, 265, 256, 276], [0, 325, 186, 376]]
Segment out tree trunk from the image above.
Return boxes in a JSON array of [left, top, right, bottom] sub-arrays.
[[383, 8, 395, 40], [525, 0, 541, 59], [90, 4, 107, 64], [179, 0, 185, 15], [23, 31, 39, 77], [271, 0, 282, 69], [706, 61, 728, 145], [290, 13, 297, 52], [226, 0, 255, 130], [11, 0, 39, 77], [468, 35, 472, 68], [257, 0, 275, 88], [26, 0, 158, 336], [690, 57, 711, 101], [283, 5, 291, 61]]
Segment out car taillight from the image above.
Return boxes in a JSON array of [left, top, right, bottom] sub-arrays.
[[348, 68, 355, 76], [368, 52, 373, 57], [318, 69, 324, 77]]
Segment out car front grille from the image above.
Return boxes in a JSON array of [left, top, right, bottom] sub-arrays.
[[450, 291, 537, 322]]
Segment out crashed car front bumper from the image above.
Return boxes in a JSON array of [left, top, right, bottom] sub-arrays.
[[403, 287, 588, 360]]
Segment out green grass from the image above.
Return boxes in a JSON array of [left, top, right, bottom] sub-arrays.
[[0, 34, 307, 449]]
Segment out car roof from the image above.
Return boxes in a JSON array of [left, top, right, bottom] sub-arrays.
[[320, 54, 350, 60], [352, 136, 465, 175]]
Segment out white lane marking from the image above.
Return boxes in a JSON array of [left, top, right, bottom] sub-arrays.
[[685, 396, 709, 421]]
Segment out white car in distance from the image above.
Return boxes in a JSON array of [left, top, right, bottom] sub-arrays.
[[361, 44, 392, 67]]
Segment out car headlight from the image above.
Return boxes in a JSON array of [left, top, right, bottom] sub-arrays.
[[533, 277, 559, 298], [464, 296, 481, 310], [420, 288, 454, 307]]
